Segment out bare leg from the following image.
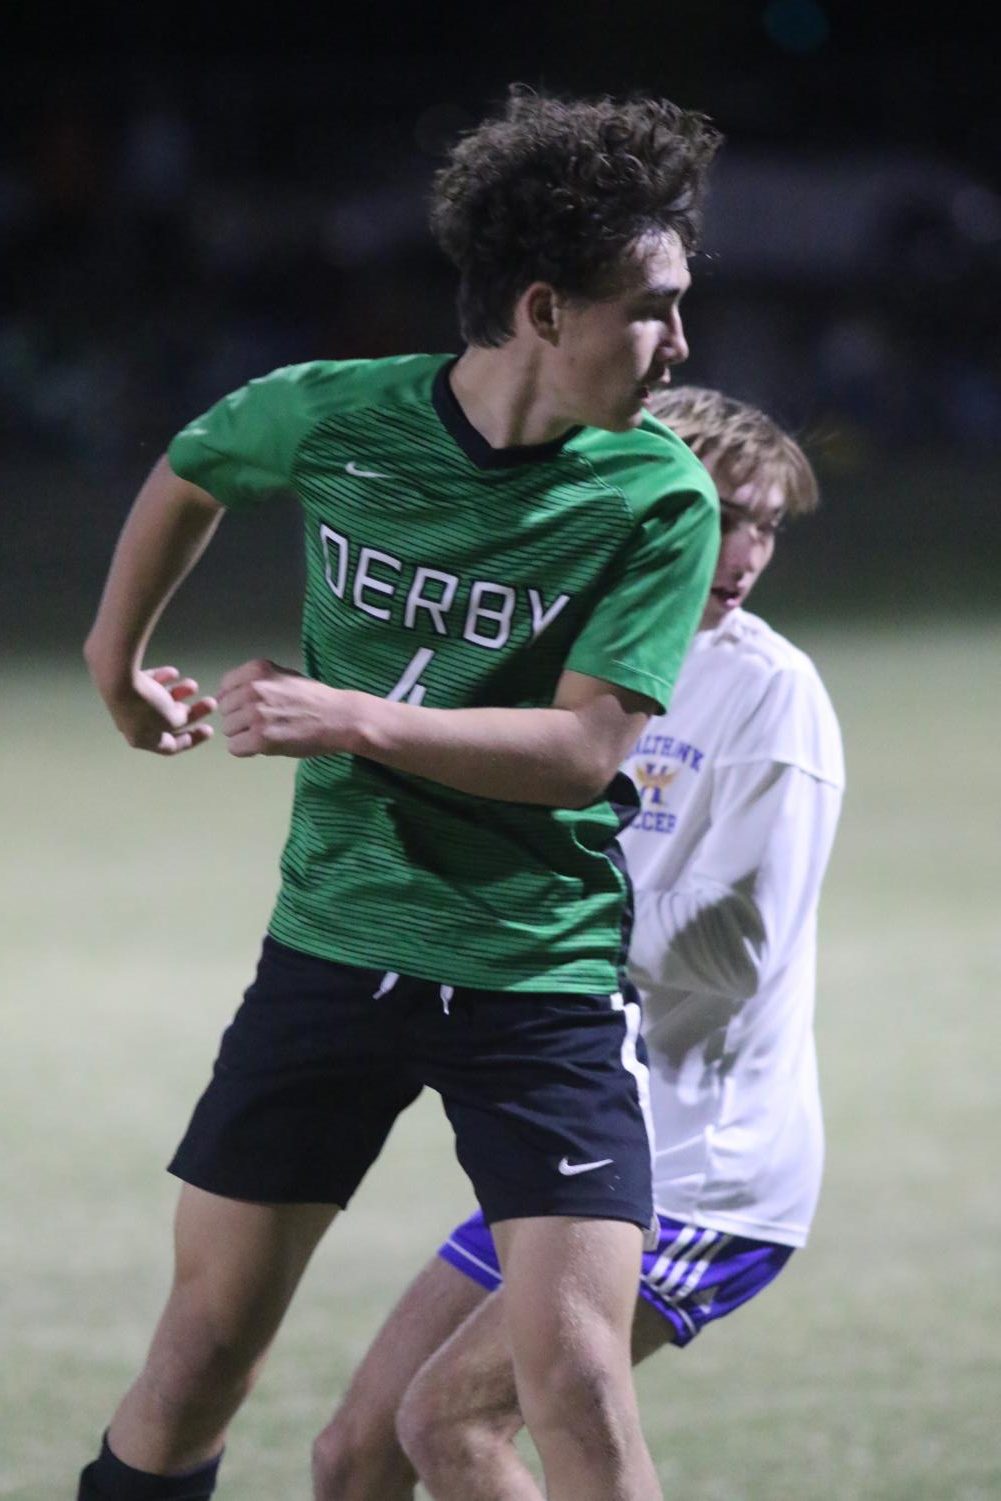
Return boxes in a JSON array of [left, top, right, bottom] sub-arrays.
[[397, 1268, 674, 1500], [108, 1183, 337, 1473], [494, 1216, 662, 1501], [312, 1257, 487, 1500], [396, 1290, 533, 1501]]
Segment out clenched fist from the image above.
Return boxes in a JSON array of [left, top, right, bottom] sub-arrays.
[[217, 659, 362, 758]]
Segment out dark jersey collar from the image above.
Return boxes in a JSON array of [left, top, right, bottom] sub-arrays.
[[432, 356, 581, 470]]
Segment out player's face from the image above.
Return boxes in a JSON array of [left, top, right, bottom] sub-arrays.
[[700, 462, 785, 629], [554, 231, 691, 431]]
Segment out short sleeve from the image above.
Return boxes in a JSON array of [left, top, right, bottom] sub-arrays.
[[167, 362, 334, 509], [566, 487, 719, 710], [717, 664, 845, 788]]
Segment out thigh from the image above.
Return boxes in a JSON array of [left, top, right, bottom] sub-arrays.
[[440, 1206, 675, 1366], [169, 937, 421, 1206], [408, 1277, 673, 1437], [147, 1185, 338, 1372], [406, 1284, 521, 1438], [420, 987, 653, 1232], [493, 1215, 643, 1385]]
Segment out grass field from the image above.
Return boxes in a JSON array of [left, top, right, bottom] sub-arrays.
[[3, 621, 999, 1500]]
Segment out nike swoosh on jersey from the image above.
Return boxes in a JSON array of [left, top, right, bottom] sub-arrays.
[[345, 460, 391, 479], [557, 1156, 614, 1176]]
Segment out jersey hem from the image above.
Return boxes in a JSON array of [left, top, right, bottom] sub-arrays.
[[266, 916, 621, 995], [653, 1202, 809, 1249]]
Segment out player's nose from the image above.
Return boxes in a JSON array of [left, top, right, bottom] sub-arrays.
[[661, 310, 689, 367], [720, 533, 756, 579]]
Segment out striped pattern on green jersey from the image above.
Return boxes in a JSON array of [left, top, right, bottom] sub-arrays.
[[167, 355, 718, 992]]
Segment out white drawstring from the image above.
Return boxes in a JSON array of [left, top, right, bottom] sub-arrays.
[[372, 972, 455, 1014]]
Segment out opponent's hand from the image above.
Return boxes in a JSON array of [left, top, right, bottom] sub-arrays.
[[218, 658, 358, 758], [104, 665, 217, 755]]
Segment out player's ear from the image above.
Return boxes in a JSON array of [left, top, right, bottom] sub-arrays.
[[522, 283, 562, 346]]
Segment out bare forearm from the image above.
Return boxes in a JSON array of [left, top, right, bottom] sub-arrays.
[[348, 696, 605, 806], [84, 456, 223, 687], [218, 662, 648, 807]]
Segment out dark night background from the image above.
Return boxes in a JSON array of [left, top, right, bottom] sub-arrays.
[[3, 15, 999, 1496], [2, 2, 999, 647]]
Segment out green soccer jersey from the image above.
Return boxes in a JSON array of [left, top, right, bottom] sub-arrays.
[[168, 355, 718, 992]]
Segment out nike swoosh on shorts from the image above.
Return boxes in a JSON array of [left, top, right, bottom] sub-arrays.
[[557, 1156, 614, 1176]]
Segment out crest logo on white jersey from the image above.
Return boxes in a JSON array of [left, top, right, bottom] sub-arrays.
[[634, 764, 680, 795]]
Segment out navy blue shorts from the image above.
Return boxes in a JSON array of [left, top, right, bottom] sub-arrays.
[[169, 937, 654, 1230], [439, 1208, 793, 1347]]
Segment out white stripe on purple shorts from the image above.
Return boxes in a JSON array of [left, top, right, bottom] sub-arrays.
[[438, 1208, 793, 1346]]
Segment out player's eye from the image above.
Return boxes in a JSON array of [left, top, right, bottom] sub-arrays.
[[718, 506, 785, 539], [635, 294, 679, 319]]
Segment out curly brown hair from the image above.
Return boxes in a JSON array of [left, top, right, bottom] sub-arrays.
[[648, 386, 819, 518], [430, 86, 722, 348]]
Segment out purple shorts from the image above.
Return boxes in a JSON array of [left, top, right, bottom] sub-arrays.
[[439, 1208, 793, 1348]]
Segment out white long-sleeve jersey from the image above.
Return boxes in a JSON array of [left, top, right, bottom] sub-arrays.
[[620, 608, 844, 1248]]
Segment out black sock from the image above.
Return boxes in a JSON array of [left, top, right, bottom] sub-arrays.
[[78, 1433, 223, 1501]]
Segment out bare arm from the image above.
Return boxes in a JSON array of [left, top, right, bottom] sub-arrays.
[[217, 660, 655, 808], [84, 456, 224, 754]]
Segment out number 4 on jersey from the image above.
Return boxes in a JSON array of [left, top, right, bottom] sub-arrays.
[[387, 648, 435, 705]]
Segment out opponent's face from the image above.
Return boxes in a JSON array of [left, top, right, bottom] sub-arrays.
[[700, 460, 785, 629], [550, 231, 691, 432]]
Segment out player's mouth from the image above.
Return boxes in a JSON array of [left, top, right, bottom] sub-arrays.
[[710, 584, 744, 611], [638, 369, 668, 402]]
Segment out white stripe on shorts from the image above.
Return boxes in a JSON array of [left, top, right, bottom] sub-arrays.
[[645, 1226, 733, 1301], [444, 1237, 502, 1286], [610, 990, 655, 1168], [661, 1228, 719, 1295], [646, 1223, 699, 1289], [674, 1230, 732, 1300]]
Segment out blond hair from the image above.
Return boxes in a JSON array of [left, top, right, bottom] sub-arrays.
[[647, 386, 819, 518]]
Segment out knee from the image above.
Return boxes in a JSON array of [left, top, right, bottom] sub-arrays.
[[395, 1372, 457, 1478], [520, 1346, 628, 1449], [312, 1409, 415, 1501], [142, 1288, 267, 1419], [396, 1363, 510, 1483]]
